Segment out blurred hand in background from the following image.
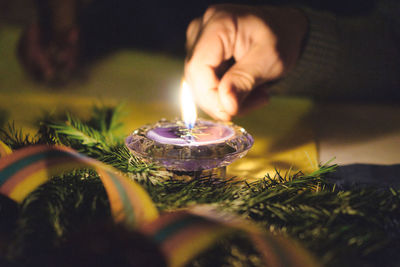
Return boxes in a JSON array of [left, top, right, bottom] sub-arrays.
[[17, 0, 80, 85], [18, 23, 79, 85], [185, 4, 308, 121]]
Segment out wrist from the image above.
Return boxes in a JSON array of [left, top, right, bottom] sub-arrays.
[[270, 7, 340, 96], [260, 6, 309, 74]]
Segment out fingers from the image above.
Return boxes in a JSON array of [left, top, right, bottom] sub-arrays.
[[185, 61, 232, 121], [185, 15, 237, 121], [184, 5, 296, 121], [18, 23, 80, 85], [51, 27, 79, 73], [185, 5, 221, 57], [185, 17, 202, 58], [218, 44, 283, 116], [185, 10, 238, 121], [24, 23, 54, 81], [202, 5, 218, 24]]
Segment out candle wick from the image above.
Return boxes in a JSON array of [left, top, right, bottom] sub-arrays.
[[186, 122, 195, 130]]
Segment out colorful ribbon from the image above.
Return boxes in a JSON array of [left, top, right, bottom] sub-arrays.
[[142, 207, 318, 267], [0, 143, 319, 267], [0, 145, 158, 227]]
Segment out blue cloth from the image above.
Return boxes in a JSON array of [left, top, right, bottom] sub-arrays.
[[327, 164, 400, 190]]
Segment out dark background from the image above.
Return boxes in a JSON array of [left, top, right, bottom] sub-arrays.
[[0, 0, 377, 58]]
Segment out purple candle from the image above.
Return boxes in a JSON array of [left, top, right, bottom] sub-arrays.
[[146, 120, 234, 146], [125, 118, 253, 172], [125, 81, 253, 174]]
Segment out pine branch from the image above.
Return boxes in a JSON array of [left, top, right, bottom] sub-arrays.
[[88, 104, 125, 143], [0, 122, 40, 149], [42, 107, 171, 185], [49, 113, 109, 150], [82, 145, 172, 185]]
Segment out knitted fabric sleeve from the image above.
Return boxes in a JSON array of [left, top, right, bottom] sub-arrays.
[[272, 2, 400, 101]]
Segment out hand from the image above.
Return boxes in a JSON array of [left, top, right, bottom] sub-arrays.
[[185, 4, 308, 121], [17, 23, 79, 85]]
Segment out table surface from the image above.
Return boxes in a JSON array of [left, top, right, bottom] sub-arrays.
[[1, 25, 399, 181], [316, 102, 400, 165]]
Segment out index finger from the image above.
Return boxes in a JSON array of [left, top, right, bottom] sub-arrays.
[[185, 19, 236, 120]]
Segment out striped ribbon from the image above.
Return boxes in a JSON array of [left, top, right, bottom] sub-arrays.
[[0, 140, 12, 158], [142, 206, 319, 267], [0, 145, 158, 227], [0, 143, 319, 267]]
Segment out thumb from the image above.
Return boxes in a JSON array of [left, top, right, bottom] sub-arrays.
[[218, 46, 283, 116]]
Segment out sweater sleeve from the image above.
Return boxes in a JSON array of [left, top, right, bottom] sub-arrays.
[[272, 1, 400, 101]]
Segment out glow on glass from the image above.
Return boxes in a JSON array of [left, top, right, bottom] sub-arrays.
[[180, 80, 197, 129]]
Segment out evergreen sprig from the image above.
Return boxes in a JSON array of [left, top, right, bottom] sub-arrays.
[[41, 105, 172, 184], [49, 113, 110, 151], [0, 122, 40, 149], [87, 105, 125, 143]]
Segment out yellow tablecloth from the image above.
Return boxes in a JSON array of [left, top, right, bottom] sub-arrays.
[[0, 25, 318, 180], [0, 92, 318, 180]]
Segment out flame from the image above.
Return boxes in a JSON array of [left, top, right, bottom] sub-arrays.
[[180, 80, 197, 129]]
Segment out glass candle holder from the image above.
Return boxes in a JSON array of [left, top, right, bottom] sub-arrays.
[[125, 118, 253, 179]]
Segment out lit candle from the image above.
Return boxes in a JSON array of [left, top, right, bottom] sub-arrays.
[[146, 80, 234, 146], [126, 80, 253, 176]]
